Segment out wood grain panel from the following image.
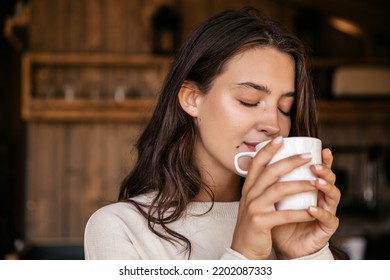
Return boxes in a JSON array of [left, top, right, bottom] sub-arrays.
[[25, 122, 143, 243]]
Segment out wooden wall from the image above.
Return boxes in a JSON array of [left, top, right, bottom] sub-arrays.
[[29, 0, 173, 53], [26, 122, 143, 242], [25, 0, 175, 243], [28, 0, 295, 53]]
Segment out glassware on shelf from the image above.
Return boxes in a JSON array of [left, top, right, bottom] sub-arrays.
[[62, 84, 75, 102], [34, 67, 56, 100], [109, 75, 128, 103], [61, 69, 79, 102], [114, 85, 126, 102]]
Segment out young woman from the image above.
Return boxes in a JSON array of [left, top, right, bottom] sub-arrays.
[[84, 8, 341, 260]]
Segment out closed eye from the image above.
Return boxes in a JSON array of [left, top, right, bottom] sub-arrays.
[[278, 108, 291, 116], [239, 100, 260, 107], [240, 100, 291, 116]]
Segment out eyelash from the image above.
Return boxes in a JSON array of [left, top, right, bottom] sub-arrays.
[[279, 108, 291, 116], [239, 101, 259, 107], [239, 101, 290, 116]]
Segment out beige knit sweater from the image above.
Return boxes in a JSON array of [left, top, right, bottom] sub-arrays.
[[84, 194, 333, 260]]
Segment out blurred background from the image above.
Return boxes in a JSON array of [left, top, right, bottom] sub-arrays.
[[0, 0, 389, 260]]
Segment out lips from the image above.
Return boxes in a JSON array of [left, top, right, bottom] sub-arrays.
[[243, 142, 260, 152], [243, 138, 273, 151]]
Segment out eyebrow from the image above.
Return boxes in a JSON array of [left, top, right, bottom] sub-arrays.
[[236, 82, 295, 97]]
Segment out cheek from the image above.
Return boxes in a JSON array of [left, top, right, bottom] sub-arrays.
[[203, 110, 242, 142], [202, 94, 241, 129], [280, 117, 291, 136], [197, 98, 245, 155]]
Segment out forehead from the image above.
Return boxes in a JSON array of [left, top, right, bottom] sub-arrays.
[[218, 47, 295, 86], [226, 46, 293, 68]]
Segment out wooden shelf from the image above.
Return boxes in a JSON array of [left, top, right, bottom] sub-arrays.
[[25, 98, 156, 122], [22, 53, 390, 123], [318, 99, 390, 123], [21, 52, 172, 122]]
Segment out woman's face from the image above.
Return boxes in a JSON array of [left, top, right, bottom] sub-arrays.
[[192, 46, 296, 183]]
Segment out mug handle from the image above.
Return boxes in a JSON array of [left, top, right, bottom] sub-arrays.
[[234, 152, 256, 176]]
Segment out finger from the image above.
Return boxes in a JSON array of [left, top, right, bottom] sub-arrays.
[[245, 153, 314, 200], [244, 136, 284, 188], [311, 164, 336, 185], [315, 178, 341, 213], [262, 209, 316, 229], [257, 180, 317, 209], [308, 206, 339, 235], [322, 148, 333, 168]]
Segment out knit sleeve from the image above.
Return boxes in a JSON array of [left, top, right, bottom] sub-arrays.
[[220, 248, 248, 260], [219, 244, 334, 260], [292, 243, 334, 260]]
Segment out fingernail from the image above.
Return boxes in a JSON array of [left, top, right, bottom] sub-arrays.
[[318, 178, 327, 185], [309, 206, 318, 212], [315, 164, 323, 171], [272, 136, 283, 145], [300, 153, 312, 159]]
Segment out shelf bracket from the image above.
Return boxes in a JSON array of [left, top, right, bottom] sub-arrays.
[[3, 3, 30, 51]]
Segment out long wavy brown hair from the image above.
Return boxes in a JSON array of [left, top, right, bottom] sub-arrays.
[[118, 8, 318, 257]]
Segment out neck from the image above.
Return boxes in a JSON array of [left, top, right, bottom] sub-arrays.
[[194, 171, 242, 202]]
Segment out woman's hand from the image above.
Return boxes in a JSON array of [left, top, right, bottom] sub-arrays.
[[271, 148, 340, 259], [231, 137, 340, 260], [231, 136, 322, 259]]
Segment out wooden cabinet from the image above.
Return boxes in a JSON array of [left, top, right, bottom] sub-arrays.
[[21, 52, 172, 121], [22, 52, 172, 244], [312, 58, 390, 124], [318, 99, 390, 124]]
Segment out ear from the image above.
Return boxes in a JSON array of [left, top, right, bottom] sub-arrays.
[[178, 80, 202, 117]]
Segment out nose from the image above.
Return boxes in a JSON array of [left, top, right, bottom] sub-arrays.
[[255, 106, 281, 137]]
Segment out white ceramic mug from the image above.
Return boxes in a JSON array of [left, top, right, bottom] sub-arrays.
[[234, 137, 322, 210]]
